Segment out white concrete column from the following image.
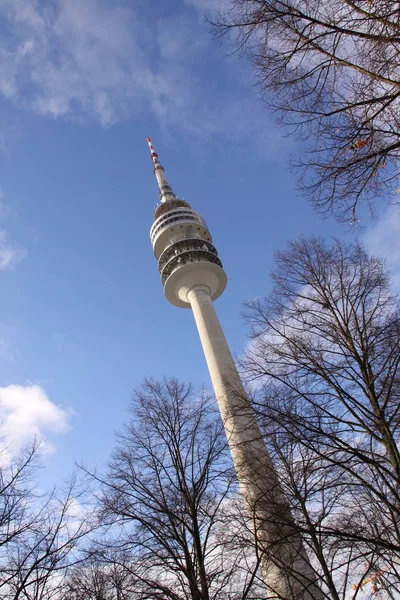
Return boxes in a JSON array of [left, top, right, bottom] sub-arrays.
[[187, 284, 323, 600]]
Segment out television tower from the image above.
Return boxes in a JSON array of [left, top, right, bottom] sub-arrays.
[[147, 138, 322, 599]]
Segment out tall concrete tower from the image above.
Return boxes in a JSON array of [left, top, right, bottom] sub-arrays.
[[147, 138, 322, 599]]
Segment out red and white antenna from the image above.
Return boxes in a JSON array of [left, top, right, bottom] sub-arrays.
[[146, 137, 175, 203], [147, 137, 161, 168]]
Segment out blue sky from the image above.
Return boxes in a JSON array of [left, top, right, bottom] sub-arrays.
[[0, 0, 399, 487]]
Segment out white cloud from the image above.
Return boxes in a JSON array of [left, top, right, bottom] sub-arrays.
[[1, 0, 146, 126], [0, 384, 70, 453], [0, 191, 11, 219], [363, 203, 400, 291], [0, 0, 281, 152], [183, 0, 228, 11], [0, 0, 207, 127], [0, 193, 26, 270], [0, 338, 13, 363], [0, 229, 26, 270]]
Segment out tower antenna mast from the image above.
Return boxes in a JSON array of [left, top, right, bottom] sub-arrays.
[[146, 137, 175, 203]]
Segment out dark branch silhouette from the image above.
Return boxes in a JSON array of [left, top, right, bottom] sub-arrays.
[[212, 1, 400, 222]]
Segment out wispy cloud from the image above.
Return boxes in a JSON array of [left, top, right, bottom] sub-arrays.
[[1, 0, 148, 126], [363, 203, 400, 292], [0, 192, 26, 270], [0, 384, 70, 454], [0, 0, 281, 152], [0, 230, 25, 270], [0, 338, 13, 363], [183, 0, 228, 12]]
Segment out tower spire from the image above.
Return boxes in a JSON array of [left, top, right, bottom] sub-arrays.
[[146, 137, 175, 203]]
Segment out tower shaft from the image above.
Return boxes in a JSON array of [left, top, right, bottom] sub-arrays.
[[188, 285, 322, 599], [147, 138, 323, 599]]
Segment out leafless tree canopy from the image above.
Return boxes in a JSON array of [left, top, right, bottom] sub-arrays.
[[242, 237, 400, 597], [0, 441, 93, 600], [83, 378, 265, 600], [212, 1, 400, 221], [60, 560, 133, 600]]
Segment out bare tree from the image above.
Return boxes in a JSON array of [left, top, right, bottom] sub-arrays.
[[242, 236, 400, 597], [0, 441, 40, 559], [85, 378, 265, 600], [212, 1, 400, 221], [0, 441, 93, 600], [60, 559, 133, 600]]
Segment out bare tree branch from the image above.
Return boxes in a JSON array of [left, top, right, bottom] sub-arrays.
[[211, 0, 400, 222]]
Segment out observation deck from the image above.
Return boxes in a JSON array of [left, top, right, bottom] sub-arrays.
[[147, 137, 227, 308], [151, 199, 227, 308]]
